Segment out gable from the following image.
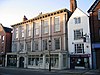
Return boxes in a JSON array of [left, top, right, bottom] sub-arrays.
[[68, 8, 88, 22]]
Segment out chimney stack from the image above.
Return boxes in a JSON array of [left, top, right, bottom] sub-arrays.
[[70, 0, 77, 12], [23, 15, 28, 21]]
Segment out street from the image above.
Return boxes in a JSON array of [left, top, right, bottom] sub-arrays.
[[0, 67, 100, 75], [0, 67, 73, 75]]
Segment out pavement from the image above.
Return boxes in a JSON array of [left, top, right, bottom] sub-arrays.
[[0, 67, 100, 75]]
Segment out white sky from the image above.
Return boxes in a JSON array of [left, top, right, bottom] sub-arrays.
[[0, 0, 94, 27]]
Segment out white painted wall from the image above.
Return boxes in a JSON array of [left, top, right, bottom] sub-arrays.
[[68, 8, 92, 68]]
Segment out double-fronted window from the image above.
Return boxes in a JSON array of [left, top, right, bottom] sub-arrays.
[[74, 17, 81, 24]]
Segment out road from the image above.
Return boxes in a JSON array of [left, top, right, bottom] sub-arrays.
[[0, 67, 100, 75], [0, 67, 72, 75]]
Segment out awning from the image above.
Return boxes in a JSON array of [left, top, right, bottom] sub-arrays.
[[92, 43, 100, 48]]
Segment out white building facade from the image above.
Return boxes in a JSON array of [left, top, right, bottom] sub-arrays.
[[5, 8, 71, 70], [68, 8, 92, 69]]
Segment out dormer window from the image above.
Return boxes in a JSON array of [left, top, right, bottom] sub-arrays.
[[98, 9, 100, 20]]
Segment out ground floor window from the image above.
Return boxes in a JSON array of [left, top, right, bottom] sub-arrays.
[[28, 55, 43, 66], [70, 57, 89, 69], [7, 55, 17, 67], [46, 54, 59, 68]]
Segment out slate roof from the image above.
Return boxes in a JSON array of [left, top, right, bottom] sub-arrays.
[[88, 0, 100, 12], [3, 27, 12, 33]]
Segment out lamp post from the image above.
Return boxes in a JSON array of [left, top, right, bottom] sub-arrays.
[[48, 40, 51, 71]]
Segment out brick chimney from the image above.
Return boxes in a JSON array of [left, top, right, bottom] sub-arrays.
[[70, 0, 77, 12], [23, 15, 28, 21]]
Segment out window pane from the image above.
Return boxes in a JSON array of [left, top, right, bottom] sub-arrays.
[[34, 23, 39, 35], [98, 9, 100, 20], [54, 38, 60, 50], [74, 29, 83, 40], [34, 41, 38, 50], [74, 44, 84, 53], [43, 20, 49, 34], [15, 28, 18, 38], [54, 17, 60, 32], [43, 39, 47, 50], [19, 42, 24, 52], [26, 42, 31, 52]]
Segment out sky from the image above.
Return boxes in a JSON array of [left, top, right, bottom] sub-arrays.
[[0, 0, 95, 28]]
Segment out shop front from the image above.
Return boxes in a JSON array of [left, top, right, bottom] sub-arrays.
[[7, 55, 17, 67], [70, 54, 90, 69]]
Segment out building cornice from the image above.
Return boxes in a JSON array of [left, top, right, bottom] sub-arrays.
[[11, 8, 71, 27]]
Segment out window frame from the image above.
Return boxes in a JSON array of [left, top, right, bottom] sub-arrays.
[[74, 43, 84, 53], [54, 38, 60, 50], [34, 22, 39, 35], [15, 28, 18, 39], [98, 9, 100, 20], [74, 17, 81, 24], [43, 39, 47, 50], [42, 20, 49, 34], [54, 16, 60, 32], [34, 40, 39, 51], [26, 24, 31, 37], [74, 29, 83, 40]]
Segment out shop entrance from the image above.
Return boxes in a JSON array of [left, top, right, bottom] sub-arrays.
[[70, 56, 89, 69], [19, 57, 24, 68]]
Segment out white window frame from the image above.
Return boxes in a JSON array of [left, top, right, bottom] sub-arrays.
[[43, 39, 47, 50], [54, 38, 61, 50], [0, 35, 1, 39], [34, 22, 39, 35], [74, 17, 81, 24], [19, 42, 24, 52], [26, 41, 31, 52], [20, 26, 24, 38], [54, 16, 60, 32], [2, 36, 4, 41], [74, 29, 83, 40], [74, 43, 84, 53], [26, 24, 31, 37], [98, 9, 100, 20], [43, 20, 49, 34], [15, 28, 18, 38], [34, 40, 39, 51]]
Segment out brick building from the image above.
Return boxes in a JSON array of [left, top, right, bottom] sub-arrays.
[[88, 0, 100, 69], [0, 23, 12, 66]]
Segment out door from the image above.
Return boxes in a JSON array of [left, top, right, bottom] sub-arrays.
[[19, 57, 24, 68]]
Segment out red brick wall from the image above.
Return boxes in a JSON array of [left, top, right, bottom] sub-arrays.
[[90, 2, 100, 43]]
